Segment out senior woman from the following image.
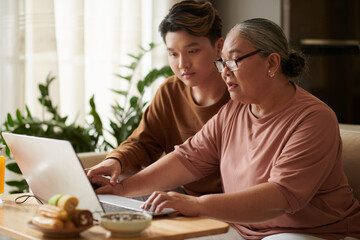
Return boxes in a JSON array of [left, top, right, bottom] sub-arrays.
[[92, 18, 360, 240]]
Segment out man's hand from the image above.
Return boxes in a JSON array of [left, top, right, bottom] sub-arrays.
[[90, 175, 125, 195], [85, 158, 121, 185]]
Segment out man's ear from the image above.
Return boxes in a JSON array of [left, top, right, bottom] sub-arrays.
[[267, 52, 281, 75], [215, 38, 224, 58]]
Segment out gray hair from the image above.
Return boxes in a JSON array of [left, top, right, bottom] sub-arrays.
[[230, 18, 306, 78]]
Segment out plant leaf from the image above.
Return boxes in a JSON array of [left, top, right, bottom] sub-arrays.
[[16, 109, 23, 124], [25, 105, 33, 120], [7, 113, 14, 127], [89, 95, 103, 135], [111, 89, 128, 96], [127, 53, 141, 60], [137, 81, 145, 94], [6, 162, 22, 174], [38, 84, 48, 96], [5, 180, 24, 187], [114, 73, 131, 82], [6, 179, 29, 192], [148, 42, 155, 49], [130, 96, 139, 108]]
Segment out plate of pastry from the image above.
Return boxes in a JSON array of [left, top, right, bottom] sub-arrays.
[[28, 221, 92, 238], [28, 194, 94, 238]]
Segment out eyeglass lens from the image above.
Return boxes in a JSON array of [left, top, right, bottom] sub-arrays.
[[215, 60, 236, 72], [214, 49, 261, 72]]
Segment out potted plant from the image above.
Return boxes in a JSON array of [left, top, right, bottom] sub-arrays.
[[0, 43, 173, 193]]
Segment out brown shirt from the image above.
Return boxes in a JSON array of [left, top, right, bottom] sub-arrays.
[[106, 75, 230, 195]]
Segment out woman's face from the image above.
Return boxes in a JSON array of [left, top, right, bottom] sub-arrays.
[[165, 30, 222, 87], [221, 30, 270, 103]]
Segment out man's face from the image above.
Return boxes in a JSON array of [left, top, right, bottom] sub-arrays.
[[165, 30, 221, 88]]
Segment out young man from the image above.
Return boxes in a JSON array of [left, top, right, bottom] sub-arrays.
[[87, 0, 229, 196]]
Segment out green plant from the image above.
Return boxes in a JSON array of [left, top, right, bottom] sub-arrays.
[[108, 43, 173, 147], [1, 74, 104, 152], [1, 74, 104, 193], [0, 43, 173, 193]]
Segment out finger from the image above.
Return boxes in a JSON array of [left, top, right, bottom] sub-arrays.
[[148, 192, 170, 213], [141, 193, 157, 211], [156, 200, 173, 213], [141, 192, 161, 211], [86, 168, 103, 178], [86, 168, 93, 177], [153, 192, 187, 213], [90, 175, 110, 186], [109, 170, 120, 185], [87, 163, 114, 178], [145, 192, 167, 212]]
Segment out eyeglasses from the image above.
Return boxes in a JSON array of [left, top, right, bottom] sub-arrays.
[[214, 49, 261, 72]]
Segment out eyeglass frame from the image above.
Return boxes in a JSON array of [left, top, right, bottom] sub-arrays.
[[214, 49, 262, 72]]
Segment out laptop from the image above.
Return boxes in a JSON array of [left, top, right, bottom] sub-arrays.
[[1, 132, 176, 217]]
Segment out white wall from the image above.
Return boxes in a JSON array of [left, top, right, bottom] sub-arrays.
[[212, 0, 282, 36]]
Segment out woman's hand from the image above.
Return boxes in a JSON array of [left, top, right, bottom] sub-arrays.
[[85, 158, 121, 185], [141, 191, 202, 217]]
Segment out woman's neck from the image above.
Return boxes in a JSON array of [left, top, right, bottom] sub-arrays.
[[251, 80, 295, 119]]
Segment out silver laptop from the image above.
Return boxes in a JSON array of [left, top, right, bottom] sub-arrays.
[[2, 132, 176, 217]]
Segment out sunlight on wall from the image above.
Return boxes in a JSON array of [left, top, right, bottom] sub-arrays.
[[0, 0, 175, 148]]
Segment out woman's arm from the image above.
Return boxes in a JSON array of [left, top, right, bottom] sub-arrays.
[[142, 182, 290, 223], [198, 182, 290, 223], [93, 152, 198, 197]]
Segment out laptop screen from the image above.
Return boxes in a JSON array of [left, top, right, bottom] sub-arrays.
[[2, 132, 104, 214]]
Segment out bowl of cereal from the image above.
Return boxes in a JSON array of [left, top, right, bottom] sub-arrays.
[[100, 212, 152, 237]]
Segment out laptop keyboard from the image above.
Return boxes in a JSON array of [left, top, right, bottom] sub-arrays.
[[101, 202, 137, 213], [98, 194, 178, 216]]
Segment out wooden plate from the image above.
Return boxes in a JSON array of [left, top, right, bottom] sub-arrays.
[[27, 221, 92, 238]]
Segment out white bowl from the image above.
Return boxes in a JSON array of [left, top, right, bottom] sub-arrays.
[[100, 212, 152, 237]]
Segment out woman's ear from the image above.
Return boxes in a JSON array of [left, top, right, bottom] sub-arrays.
[[267, 53, 281, 77], [215, 38, 224, 58]]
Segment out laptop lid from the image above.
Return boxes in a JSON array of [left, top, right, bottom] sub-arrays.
[[2, 132, 177, 217], [2, 132, 104, 214]]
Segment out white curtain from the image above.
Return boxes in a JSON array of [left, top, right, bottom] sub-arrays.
[[0, 0, 178, 141]]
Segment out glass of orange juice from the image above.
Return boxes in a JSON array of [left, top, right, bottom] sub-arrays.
[[0, 144, 5, 195]]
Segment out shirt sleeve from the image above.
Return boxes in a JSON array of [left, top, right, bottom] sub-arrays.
[[105, 84, 170, 174], [269, 106, 342, 213]]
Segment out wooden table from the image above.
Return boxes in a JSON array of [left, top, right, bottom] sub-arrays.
[[0, 194, 229, 240]]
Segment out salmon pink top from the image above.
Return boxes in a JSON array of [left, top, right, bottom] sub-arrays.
[[174, 84, 360, 240]]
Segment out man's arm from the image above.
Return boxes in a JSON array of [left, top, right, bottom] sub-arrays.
[[86, 98, 166, 184], [105, 104, 166, 174], [94, 152, 198, 197], [87, 80, 175, 184]]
